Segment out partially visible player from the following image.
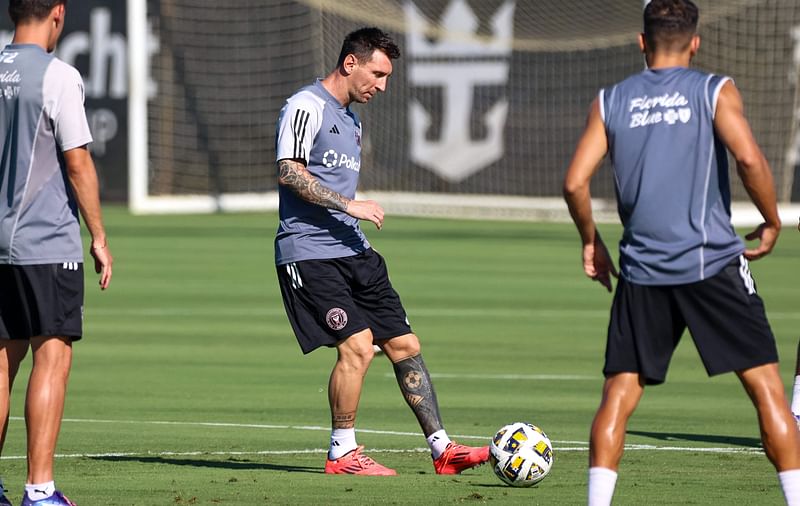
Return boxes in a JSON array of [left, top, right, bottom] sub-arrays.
[[562, 1, 800, 504], [792, 218, 800, 429], [793, 338, 800, 428], [274, 27, 488, 476], [0, 1, 113, 505]]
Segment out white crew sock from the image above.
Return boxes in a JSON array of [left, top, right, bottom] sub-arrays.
[[780, 469, 800, 506], [588, 467, 618, 506], [427, 429, 452, 460], [25, 481, 55, 501], [791, 376, 800, 416], [328, 428, 358, 460]]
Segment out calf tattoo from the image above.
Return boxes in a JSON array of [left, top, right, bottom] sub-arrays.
[[392, 355, 443, 437]]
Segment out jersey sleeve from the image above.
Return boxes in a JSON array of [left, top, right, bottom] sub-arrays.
[[275, 91, 323, 164], [43, 59, 93, 152]]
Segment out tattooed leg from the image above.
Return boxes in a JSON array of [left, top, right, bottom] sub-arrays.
[[332, 412, 356, 429], [393, 354, 444, 437], [328, 329, 374, 430]]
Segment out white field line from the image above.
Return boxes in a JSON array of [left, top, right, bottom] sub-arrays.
[[86, 307, 800, 320], [415, 373, 596, 381], [0, 417, 763, 459], [0, 445, 764, 461]]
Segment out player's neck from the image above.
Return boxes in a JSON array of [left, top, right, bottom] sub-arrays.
[[645, 52, 692, 70], [11, 24, 52, 52], [320, 72, 351, 108]]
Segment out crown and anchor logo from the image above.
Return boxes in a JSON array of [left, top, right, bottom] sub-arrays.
[[405, 0, 515, 183]]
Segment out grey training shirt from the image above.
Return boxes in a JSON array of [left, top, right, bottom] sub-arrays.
[[600, 67, 744, 285], [0, 44, 93, 265], [274, 80, 370, 265]]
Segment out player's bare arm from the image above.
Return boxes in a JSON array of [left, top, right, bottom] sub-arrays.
[[278, 158, 384, 229], [64, 145, 113, 290], [563, 98, 617, 291], [713, 81, 781, 260]]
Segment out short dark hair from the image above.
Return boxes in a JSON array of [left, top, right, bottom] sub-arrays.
[[336, 27, 400, 67], [8, 0, 66, 24], [643, 0, 698, 52]]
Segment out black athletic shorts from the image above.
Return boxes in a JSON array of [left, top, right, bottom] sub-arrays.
[[0, 263, 84, 341], [277, 249, 413, 354], [605, 256, 777, 385]]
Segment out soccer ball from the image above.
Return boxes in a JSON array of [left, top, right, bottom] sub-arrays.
[[489, 422, 553, 487]]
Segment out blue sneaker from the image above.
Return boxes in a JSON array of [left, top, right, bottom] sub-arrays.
[[0, 494, 11, 506], [20, 491, 75, 506]]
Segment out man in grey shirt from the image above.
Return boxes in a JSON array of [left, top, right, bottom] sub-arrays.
[[563, 0, 800, 504], [275, 28, 488, 476], [0, 1, 113, 504]]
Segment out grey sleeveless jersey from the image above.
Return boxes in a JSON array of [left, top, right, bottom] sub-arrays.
[[600, 67, 744, 285], [0, 44, 93, 265], [274, 80, 369, 265]]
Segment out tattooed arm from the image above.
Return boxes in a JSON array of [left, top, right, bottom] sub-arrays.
[[277, 158, 385, 229]]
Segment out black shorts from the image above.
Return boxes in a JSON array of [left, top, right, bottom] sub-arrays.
[[277, 249, 412, 354], [605, 256, 777, 384], [0, 263, 84, 341]]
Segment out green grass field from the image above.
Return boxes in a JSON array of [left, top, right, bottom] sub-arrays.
[[2, 207, 798, 505]]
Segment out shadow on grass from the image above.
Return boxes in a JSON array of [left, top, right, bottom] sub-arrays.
[[89, 455, 321, 473], [626, 430, 761, 448]]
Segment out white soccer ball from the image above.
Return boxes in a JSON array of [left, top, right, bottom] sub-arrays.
[[489, 422, 554, 487]]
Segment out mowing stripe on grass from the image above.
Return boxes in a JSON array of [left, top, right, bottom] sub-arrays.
[[86, 307, 800, 320], [4, 416, 763, 456]]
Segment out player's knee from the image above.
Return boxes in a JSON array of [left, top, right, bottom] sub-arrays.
[[383, 333, 420, 359], [338, 338, 376, 371]]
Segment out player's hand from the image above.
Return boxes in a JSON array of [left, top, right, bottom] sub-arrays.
[[582, 235, 617, 292], [346, 199, 384, 229], [743, 222, 780, 260], [90, 241, 113, 290]]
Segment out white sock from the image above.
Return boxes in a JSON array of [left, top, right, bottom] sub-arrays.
[[588, 467, 618, 506], [779, 469, 800, 506], [427, 429, 452, 460], [791, 376, 800, 416], [328, 428, 357, 460], [25, 481, 55, 501]]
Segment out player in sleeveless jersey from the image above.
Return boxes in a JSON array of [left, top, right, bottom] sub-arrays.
[[562, 1, 800, 504], [0, 2, 113, 505], [274, 28, 488, 476]]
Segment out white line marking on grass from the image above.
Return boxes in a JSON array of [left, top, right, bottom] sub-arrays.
[[0, 445, 763, 461], [404, 373, 597, 381], [0, 448, 432, 461]]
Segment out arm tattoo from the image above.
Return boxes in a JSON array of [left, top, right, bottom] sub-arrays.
[[332, 412, 356, 429], [278, 159, 349, 212], [392, 354, 444, 437]]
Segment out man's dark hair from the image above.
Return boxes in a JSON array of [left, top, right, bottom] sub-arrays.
[[643, 0, 699, 52], [336, 27, 400, 67], [9, 0, 66, 24]]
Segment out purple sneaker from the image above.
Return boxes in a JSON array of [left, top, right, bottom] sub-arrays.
[[20, 491, 75, 506]]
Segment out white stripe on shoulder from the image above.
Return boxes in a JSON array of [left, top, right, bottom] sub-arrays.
[[710, 76, 732, 119], [598, 89, 606, 123]]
